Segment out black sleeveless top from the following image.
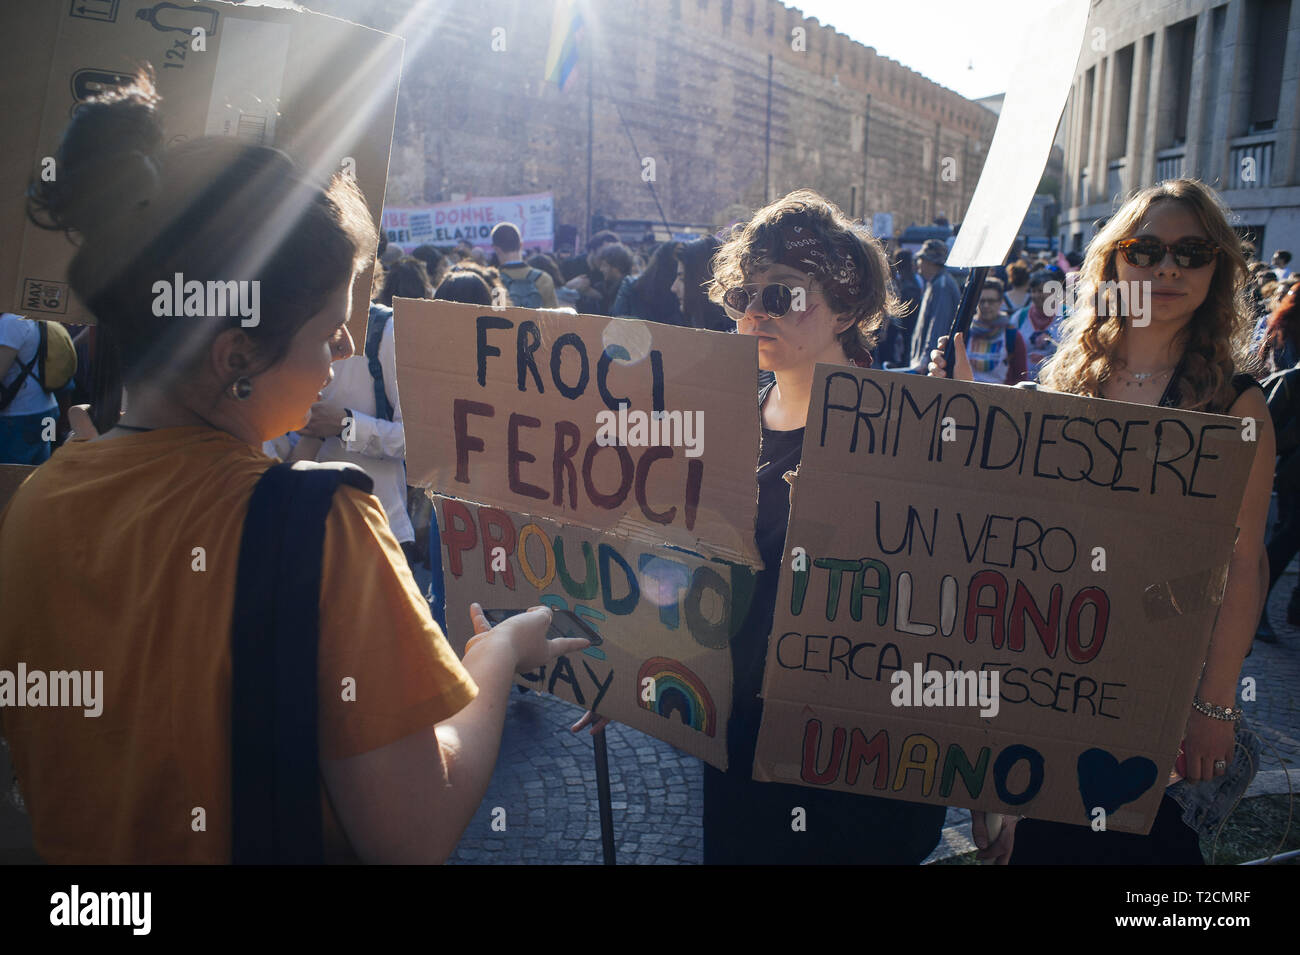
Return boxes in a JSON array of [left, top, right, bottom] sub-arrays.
[[1156, 362, 1261, 413]]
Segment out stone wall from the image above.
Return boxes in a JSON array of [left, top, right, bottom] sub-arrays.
[[305, 0, 998, 240]]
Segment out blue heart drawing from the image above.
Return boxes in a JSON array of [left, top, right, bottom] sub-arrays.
[[1077, 749, 1159, 815]]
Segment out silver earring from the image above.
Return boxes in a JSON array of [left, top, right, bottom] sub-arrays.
[[229, 377, 253, 400]]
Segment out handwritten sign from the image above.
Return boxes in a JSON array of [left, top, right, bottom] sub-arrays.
[[395, 299, 767, 766], [753, 366, 1255, 833], [394, 299, 762, 566], [436, 497, 754, 767]]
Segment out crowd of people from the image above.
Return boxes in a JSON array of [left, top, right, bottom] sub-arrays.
[[0, 68, 1295, 867]]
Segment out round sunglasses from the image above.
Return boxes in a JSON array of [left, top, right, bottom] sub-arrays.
[[721, 283, 806, 320], [1115, 237, 1220, 269]]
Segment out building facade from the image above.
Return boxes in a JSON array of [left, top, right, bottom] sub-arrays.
[[305, 0, 997, 246], [1060, 0, 1300, 259]]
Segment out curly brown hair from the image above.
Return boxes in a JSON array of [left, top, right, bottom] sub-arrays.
[[708, 189, 896, 360], [1039, 179, 1254, 412]]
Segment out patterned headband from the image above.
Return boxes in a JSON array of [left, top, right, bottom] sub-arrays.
[[773, 221, 863, 300]]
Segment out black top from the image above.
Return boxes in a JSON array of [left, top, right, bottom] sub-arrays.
[[701, 381, 947, 864]]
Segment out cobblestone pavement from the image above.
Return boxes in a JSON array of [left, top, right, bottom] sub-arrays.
[[448, 567, 1300, 865]]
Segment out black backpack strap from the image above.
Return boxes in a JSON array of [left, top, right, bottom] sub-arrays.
[[0, 325, 43, 412], [230, 460, 374, 864], [364, 304, 394, 422]]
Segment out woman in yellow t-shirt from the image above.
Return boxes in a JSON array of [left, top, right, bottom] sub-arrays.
[[0, 72, 586, 864]]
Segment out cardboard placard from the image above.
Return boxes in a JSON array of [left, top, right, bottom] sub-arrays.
[[394, 299, 763, 567], [436, 496, 754, 768], [0, 0, 402, 342], [945, 0, 1091, 268], [0, 466, 36, 513], [754, 366, 1256, 833]]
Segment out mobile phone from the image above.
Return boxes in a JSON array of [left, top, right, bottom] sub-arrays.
[[482, 608, 603, 646]]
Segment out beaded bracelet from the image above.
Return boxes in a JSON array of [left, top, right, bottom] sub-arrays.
[[1191, 696, 1243, 721]]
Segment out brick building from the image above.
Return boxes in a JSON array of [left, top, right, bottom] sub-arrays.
[[305, 0, 998, 246]]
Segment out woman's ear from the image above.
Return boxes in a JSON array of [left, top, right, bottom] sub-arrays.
[[209, 327, 256, 383]]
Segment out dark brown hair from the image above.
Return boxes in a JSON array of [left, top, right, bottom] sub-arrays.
[[27, 70, 376, 433], [709, 189, 896, 359], [379, 257, 434, 306]]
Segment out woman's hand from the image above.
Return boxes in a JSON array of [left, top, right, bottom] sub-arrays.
[[570, 710, 611, 736], [66, 404, 98, 442], [464, 602, 589, 673], [1181, 709, 1235, 782], [928, 333, 974, 382], [971, 811, 1018, 865]]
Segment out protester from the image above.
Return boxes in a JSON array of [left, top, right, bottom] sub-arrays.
[[1010, 269, 1064, 381], [576, 189, 1010, 864], [1003, 261, 1031, 312], [905, 238, 961, 371], [1259, 279, 1300, 373], [491, 222, 556, 308], [375, 256, 434, 307], [611, 241, 685, 325], [591, 242, 635, 315], [932, 178, 1273, 865], [1, 72, 586, 864], [673, 235, 730, 331], [1273, 250, 1293, 281], [1256, 283, 1300, 643], [965, 277, 1027, 384], [560, 229, 619, 314], [436, 261, 507, 307], [410, 244, 448, 288], [874, 249, 920, 367], [0, 312, 62, 464]]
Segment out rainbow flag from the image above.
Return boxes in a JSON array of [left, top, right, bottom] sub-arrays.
[[544, 0, 584, 91]]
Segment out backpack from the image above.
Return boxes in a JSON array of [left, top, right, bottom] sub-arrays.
[[364, 304, 395, 422], [502, 267, 544, 309], [0, 319, 76, 412]]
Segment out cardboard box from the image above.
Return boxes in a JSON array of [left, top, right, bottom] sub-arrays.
[[753, 365, 1256, 833], [0, 0, 402, 340]]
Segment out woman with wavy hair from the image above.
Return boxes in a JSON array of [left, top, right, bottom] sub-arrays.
[[933, 178, 1274, 864]]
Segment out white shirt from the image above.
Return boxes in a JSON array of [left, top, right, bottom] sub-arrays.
[[0, 313, 58, 417], [265, 317, 414, 542]]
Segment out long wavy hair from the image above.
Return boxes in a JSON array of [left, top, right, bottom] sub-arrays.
[[1039, 179, 1253, 412]]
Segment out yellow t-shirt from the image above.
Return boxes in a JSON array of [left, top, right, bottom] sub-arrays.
[[0, 427, 476, 863]]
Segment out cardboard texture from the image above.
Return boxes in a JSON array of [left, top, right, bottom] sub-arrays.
[[0, 466, 36, 513], [0, 0, 402, 342], [436, 496, 750, 768], [393, 298, 763, 566], [753, 365, 1256, 834]]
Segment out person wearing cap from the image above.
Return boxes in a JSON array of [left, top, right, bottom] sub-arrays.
[[904, 239, 961, 372]]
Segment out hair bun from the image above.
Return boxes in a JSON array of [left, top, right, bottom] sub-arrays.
[[28, 69, 164, 238]]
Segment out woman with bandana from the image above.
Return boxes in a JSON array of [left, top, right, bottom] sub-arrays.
[[577, 191, 1007, 864]]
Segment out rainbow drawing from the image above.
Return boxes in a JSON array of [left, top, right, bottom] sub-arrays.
[[636, 657, 717, 737]]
